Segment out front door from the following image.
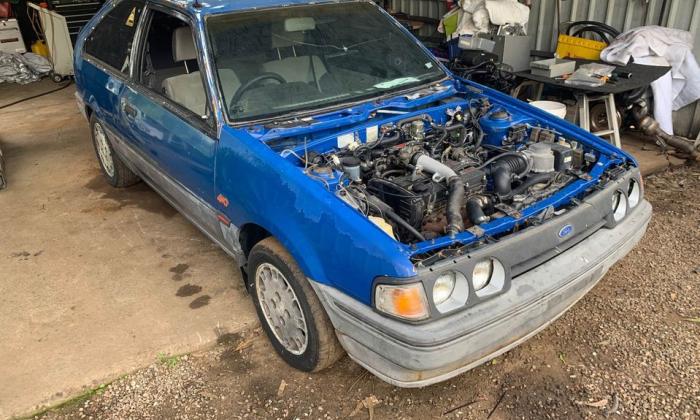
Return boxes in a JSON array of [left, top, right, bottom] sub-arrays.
[[115, 6, 222, 242]]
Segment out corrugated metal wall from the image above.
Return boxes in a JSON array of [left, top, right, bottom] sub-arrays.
[[387, 0, 448, 37], [385, 0, 700, 138]]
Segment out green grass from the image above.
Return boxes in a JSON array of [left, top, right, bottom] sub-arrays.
[[157, 352, 181, 368], [17, 351, 187, 418], [19, 381, 114, 419]]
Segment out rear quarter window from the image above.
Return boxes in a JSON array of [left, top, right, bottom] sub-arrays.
[[84, 0, 145, 73]]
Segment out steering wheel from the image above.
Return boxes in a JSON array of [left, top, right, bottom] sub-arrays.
[[229, 72, 287, 114]]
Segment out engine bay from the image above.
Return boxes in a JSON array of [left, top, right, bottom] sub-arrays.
[[266, 89, 622, 259]]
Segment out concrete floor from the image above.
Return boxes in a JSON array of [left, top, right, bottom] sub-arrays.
[[0, 79, 682, 418], [0, 80, 256, 418]]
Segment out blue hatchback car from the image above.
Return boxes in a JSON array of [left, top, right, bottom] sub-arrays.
[[75, 0, 652, 387]]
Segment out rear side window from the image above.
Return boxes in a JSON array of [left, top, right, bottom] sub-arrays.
[[84, 0, 145, 73]]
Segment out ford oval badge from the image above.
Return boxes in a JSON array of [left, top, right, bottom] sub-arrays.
[[558, 224, 574, 239]]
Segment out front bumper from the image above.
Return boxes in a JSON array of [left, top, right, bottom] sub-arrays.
[[311, 199, 652, 387]]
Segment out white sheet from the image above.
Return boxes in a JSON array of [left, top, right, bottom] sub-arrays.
[[484, 0, 530, 26], [601, 26, 700, 135]]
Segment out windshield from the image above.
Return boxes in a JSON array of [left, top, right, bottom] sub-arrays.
[[207, 2, 446, 122]]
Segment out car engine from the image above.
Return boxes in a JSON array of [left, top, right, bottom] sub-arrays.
[[287, 98, 593, 245]]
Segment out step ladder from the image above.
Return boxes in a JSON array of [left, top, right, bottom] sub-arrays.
[[577, 93, 621, 149]]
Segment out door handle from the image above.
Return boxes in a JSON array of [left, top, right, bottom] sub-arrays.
[[123, 101, 138, 119]]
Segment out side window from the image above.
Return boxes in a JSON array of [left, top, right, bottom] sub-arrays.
[[137, 9, 210, 118], [84, 0, 144, 73]]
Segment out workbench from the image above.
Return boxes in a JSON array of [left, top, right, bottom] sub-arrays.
[[513, 59, 670, 148]]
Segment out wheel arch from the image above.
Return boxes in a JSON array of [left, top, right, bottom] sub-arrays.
[[239, 222, 272, 260]]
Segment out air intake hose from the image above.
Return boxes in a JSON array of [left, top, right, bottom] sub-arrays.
[[414, 154, 465, 237], [481, 153, 531, 197]]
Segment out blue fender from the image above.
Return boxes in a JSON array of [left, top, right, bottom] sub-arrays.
[[215, 127, 417, 304]]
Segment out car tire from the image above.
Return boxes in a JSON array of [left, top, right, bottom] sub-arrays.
[[90, 114, 140, 188], [248, 237, 344, 372]]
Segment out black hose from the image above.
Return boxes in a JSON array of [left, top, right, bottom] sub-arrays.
[[566, 21, 620, 39], [0, 80, 73, 110], [472, 126, 484, 150], [571, 26, 616, 43], [430, 123, 467, 153], [478, 152, 526, 171], [491, 166, 513, 197], [466, 195, 490, 225], [445, 177, 465, 238], [511, 172, 556, 196], [354, 130, 401, 157]]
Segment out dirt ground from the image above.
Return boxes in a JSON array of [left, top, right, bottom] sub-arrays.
[[37, 164, 700, 420], [0, 80, 256, 419]]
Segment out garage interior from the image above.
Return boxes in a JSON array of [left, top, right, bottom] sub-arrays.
[[1, 0, 699, 418]]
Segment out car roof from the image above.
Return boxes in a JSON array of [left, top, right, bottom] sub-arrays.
[[182, 0, 360, 15]]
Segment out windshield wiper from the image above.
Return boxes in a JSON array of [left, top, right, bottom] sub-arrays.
[[373, 77, 420, 89]]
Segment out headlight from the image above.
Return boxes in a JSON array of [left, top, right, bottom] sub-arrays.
[[612, 191, 627, 222], [472, 260, 493, 291], [433, 271, 469, 313], [628, 179, 641, 208], [375, 282, 429, 321], [433, 272, 456, 305], [472, 258, 506, 298]]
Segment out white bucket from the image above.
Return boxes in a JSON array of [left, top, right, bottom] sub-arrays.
[[530, 101, 567, 119]]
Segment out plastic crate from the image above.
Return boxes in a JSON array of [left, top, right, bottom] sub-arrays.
[[555, 34, 606, 60]]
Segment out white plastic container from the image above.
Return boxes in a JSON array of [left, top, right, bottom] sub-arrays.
[[531, 101, 567, 119], [0, 19, 26, 54]]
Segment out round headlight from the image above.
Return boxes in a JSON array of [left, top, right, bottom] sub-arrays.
[[472, 260, 494, 291], [612, 191, 627, 222], [433, 272, 456, 305], [433, 271, 469, 313], [628, 179, 641, 208]]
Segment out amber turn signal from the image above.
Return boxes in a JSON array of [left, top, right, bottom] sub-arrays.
[[375, 282, 429, 321]]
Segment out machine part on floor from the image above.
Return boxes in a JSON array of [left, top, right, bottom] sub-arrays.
[[632, 101, 699, 159]]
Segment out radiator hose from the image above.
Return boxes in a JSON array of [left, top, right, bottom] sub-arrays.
[[446, 177, 466, 237]]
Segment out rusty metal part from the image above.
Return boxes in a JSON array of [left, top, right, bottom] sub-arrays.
[[632, 103, 698, 159]]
